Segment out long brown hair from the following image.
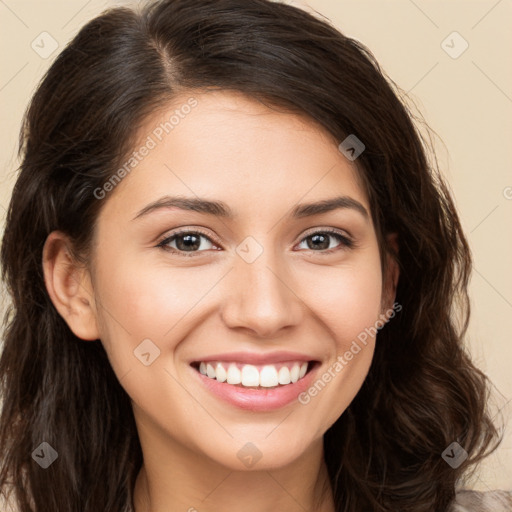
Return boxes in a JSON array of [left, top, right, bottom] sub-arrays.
[[0, 1, 500, 510]]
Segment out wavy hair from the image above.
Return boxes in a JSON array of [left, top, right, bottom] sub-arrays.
[[0, 0, 500, 510]]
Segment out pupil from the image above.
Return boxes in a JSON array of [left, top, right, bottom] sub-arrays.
[[178, 234, 200, 251], [309, 234, 328, 250]]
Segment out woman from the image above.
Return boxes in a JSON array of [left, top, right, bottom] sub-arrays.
[[0, 0, 507, 510]]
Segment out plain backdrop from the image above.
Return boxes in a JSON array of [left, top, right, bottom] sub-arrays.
[[0, 0, 511, 493]]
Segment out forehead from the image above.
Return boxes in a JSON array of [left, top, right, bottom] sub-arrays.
[[101, 90, 369, 221]]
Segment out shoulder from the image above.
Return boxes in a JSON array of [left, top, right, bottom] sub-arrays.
[[449, 490, 512, 512]]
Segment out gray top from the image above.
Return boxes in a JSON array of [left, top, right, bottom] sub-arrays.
[[450, 490, 512, 511]]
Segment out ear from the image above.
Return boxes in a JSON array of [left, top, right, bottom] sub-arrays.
[[42, 231, 100, 341], [382, 232, 399, 312]]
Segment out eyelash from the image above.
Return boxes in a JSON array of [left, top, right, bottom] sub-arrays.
[[156, 227, 354, 258]]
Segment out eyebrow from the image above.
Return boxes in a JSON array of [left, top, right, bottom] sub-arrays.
[[132, 195, 369, 221]]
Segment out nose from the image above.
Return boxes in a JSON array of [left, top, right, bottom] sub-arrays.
[[220, 247, 305, 338]]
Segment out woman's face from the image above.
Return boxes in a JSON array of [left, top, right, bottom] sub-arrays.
[[86, 90, 394, 470]]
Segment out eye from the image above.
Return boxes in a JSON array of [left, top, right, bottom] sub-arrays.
[[296, 229, 353, 254], [156, 229, 219, 257]]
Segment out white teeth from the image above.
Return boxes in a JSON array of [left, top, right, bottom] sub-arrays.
[[226, 364, 241, 384], [206, 363, 216, 379], [290, 364, 300, 383], [278, 366, 291, 385], [196, 361, 310, 388], [215, 362, 227, 383], [241, 364, 260, 386], [260, 365, 279, 387]]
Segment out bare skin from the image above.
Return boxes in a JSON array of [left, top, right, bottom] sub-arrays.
[[43, 90, 398, 512]]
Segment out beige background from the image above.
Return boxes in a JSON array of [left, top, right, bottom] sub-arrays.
[[0, 0, 511, 492]]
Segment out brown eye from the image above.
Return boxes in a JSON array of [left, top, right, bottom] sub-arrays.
[[157, 230, 217, 257], [296, 230, 353, 253]]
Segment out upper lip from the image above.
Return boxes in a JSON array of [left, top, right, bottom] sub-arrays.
[[190, 351, 317, 366]]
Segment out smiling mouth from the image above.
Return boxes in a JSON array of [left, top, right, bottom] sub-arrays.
[[190, 360, 319, 389]]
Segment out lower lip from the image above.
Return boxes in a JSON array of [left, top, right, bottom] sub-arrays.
[[191, 363, 319, 412]]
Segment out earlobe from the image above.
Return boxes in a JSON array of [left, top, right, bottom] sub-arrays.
[[42, 231, 100, 341]]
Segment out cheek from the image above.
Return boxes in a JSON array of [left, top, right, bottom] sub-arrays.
[[90, 254, 205, 419], [91, 248, 226, 373], [293, 250, 382, 428], [94, 249, 207, 333], [90, 253, 160, 359], [297, 248, 383, 348]]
